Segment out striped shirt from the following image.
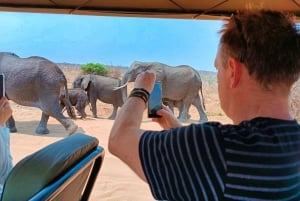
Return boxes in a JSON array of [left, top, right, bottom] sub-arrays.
[[139, 117, 300, 201]]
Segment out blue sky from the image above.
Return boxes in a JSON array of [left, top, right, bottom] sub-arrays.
[[0, 11, 223, 72]]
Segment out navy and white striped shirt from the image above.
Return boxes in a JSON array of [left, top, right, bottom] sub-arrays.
[[139, 117, 300, 201]]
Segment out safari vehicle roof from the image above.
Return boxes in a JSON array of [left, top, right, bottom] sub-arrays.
[[0, 0, 299, 21]]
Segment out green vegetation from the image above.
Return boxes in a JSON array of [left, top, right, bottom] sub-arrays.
[[80, 63, 108, 76]]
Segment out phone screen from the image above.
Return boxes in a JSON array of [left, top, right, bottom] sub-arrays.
[[148, 82, 162, 118], [0, 73, 4, 98]]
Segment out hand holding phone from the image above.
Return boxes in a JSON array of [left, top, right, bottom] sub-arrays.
[[0, 73, 5, 99], [148, 82, 162, 118]]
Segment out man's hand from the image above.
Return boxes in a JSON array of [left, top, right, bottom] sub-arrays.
[[152, 104, 182, 130], [0, 97, 12, 126], [134, 70, 156, 94]]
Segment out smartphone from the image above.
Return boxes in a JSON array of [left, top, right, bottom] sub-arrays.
[[148, 82, 162, 118], [0, 73, 5, 99]]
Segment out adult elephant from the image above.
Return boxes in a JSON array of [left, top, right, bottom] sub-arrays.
[[0, 52, 78, 135], [118, 61, 207, 122], [72, 74, 127, 120]]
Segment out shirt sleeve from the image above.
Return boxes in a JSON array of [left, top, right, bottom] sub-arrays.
[[139, 123, 226, 201], [0, 126, 13, 197]]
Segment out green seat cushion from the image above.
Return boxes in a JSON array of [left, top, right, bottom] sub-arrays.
[[1, 133, 99, 201]]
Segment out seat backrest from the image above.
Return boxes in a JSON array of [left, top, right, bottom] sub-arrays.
[[0, 133, 105, 201]]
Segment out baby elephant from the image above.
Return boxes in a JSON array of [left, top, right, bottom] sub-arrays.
[[72, 74, 127, 120], [60, 88, 90, 119]]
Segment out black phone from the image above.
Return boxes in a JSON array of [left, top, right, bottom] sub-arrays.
[[0, 73, 5, 99], [148, 82, 162, 118]]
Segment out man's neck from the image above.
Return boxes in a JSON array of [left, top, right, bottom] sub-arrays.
[[229, 84, 293, 125]]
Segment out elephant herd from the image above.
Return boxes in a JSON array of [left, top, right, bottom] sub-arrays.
[[0, 52, 207, 135]]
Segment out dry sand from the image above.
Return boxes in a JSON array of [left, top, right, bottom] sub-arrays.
[[9, 67, 231, 201]]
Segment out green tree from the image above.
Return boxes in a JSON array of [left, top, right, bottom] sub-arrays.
[[80, 63, 108, 76]]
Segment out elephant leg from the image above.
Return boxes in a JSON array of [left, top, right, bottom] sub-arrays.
[[74, 104, 81, 117], [169, 106, 177, 118], [55, 115, 78, 135], [6, 116, 17, 133], [76, 110, 81, 117], [193, 96, 208, 123], [176, 105, 182, 119], [75, 103, 87, 119], [80, 110, 87, 119], [174, 101, 183, 119], [108, 106, 118, 120], [56, 115, 78, 135], [36, 112, 50, 134], [185, 105, 192, 120], [90, 98, 98, 118], [39, 111, 78, 135], [39, 101, 78, 135], [167, 100, 190, 120], [178, 104, 190, 122], [178, 105, 191, 120], [178, 109, 182, 119]]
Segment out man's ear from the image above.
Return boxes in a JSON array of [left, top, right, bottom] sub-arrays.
[[228, 57, 241, 88]]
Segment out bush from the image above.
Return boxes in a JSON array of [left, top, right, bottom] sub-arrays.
[[80, 63, 108, 76]]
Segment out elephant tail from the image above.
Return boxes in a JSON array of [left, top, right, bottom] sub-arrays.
[[200, 85, 206, 110], [62, 85, 76, 119]]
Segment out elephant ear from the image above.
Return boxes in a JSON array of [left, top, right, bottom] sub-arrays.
[[81, 75, 91, 90]]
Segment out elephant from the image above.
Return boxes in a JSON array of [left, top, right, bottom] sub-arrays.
[[117, 61, 208, 122], [163, 98, 190, 119], [0, 52, 78, 135], [60, 88, 90, 119], [72, 74, 127, 120]]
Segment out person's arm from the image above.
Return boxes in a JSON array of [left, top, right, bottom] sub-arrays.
[[0, 126, 13, 182], [0, 97, 13, 194], [109, 71, 156, 181], [109, 71, 182, 181], [0, 97, 12, 126]]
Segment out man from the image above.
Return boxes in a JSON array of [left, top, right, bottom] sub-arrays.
[[0, 97, 13, 197], [109, 9, 300, 200]]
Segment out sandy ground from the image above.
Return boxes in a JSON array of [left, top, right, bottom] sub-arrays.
[[9, 68, 231, 201]]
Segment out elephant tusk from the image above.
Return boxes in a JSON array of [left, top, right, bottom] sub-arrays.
[[113, 81, 128, 90]]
